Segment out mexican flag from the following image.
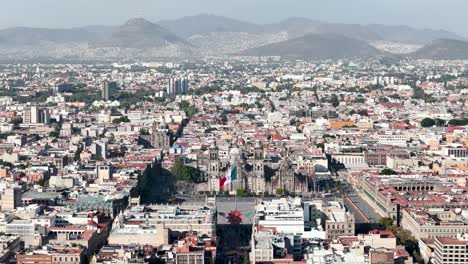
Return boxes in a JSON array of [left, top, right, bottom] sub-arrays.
[[220, 166, 237, 189]]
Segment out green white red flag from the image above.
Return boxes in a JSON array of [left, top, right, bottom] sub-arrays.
[[220, 166, 237, 189]]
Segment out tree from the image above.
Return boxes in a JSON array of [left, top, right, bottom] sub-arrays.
[[179, 100, 198, 118], [380, 168, 397, 175], [246, 114, 255, 120], [448, 118, 468, 126], [178, 100, 190, 109], [139, 128, 150, 135], [170, 158, 201, 182], [379, 217, 394, 228], [276, 188, 285, 196], [354, 97, 365, 103], [357, 109, 368, 116], [49, 131, 59, 138], [112, 116, 130, 124], [420, 118, 435, 127], [316, 143, 325, 151], [331, 94, 340, 107], [10, 117, 22, 128], [37, 178, 46, 187], [0, 160, 13, 169], [236, 189, 247, 196], [379, 97, 389, 103]]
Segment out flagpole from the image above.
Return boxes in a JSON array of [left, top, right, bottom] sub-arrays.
[[235, 190, 237, 210]]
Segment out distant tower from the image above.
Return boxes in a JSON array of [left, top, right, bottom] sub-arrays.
[[39, 108, 50, 125], [23, 106, 39, 124], [253, 142, 264, 177], [166, 78, 175, 95], [208, 142, 220, 177], [182, 78, 189, 94], [150, 121, 171, 149], [101, 81, 117, 101], [174, 79, 181, 95], [208, 142, 221, 192], [252, 142, 266, 194]]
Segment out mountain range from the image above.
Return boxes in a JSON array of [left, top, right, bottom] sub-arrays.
[[240, 34, 382, 60], [0, 14, 467, 61]]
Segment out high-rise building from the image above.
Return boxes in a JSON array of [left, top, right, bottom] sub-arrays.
[[39, 108, 50, 125], [166, 78, 189, 95], [1, 188, 22, 210], [166, 78, 175, 95], [174, 79, 181, 95], [23, 106, 39, 124], [182, 78, 189, 94], [101, 81, 117, 101], [24, 106, 51, 125]]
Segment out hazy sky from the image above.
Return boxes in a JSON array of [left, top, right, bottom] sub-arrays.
[[1, 0, 467, 36]]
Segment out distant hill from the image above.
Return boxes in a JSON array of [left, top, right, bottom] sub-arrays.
[[0, 14, 465, 60], [367, 24, 463, 44], [158, 14, 262, 38], [264, 18, 382, 42], [0, 27, 110, 46], [410, 39, 468, 60], [91, 18, 187, 49], [240, 33, 382, 60]]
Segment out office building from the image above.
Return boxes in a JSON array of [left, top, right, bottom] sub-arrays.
[[39, 108, 50, 124], [97, 164, 112, 183], [433, 234, 468, 264], [323, 201, 355, 240], [101, 81, 117, 101], [23, 106, 51, 125], [167, 78, 189, 95], [23, 106, 38, 124], [1, 188, 22, 210]]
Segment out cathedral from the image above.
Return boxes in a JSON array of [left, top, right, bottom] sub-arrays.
[[139, 121, 173, 149], [206, 140, 308, 195]]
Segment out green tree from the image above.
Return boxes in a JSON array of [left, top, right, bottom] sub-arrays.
[[37, 178, 46, 187], [420, 118, 435, 127], [179, 100, 190, 109], [448, 118, 468, 126], [236, 189, 248, 196], [139, 128, 150, 135], [170, 158, 201, 182], [49, 131, 59, 138], [276, 188, 285, 196], [331, 94, 339, 107], [357, 109, 368, 116], [178, 100, 198, 118], [379, 217, 394, 228], [354, 97, 365, 103], [380, 168, 398, 175], [112, 116, 130, 124]]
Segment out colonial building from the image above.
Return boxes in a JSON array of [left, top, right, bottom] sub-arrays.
[[207, 141, 307, 195]]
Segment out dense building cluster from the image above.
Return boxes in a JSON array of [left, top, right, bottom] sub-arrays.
[[0, 57, 466, 263]]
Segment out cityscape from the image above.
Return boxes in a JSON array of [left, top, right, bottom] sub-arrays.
[[0, 1, 467, 264]]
